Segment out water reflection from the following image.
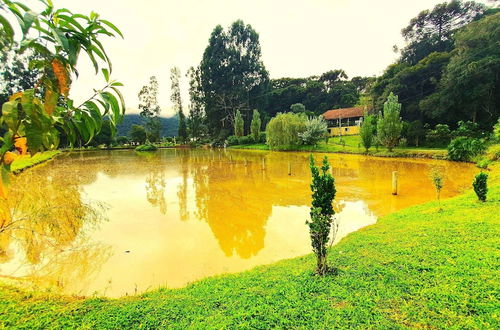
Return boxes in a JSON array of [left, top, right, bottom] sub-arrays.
[[0, 149, 478, 297], [0, 163, 111, 294]]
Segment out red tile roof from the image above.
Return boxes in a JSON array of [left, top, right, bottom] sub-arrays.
[[322, 107, 364, 120]]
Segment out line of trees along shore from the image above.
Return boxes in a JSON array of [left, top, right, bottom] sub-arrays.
[[159, 0, 497, 145]]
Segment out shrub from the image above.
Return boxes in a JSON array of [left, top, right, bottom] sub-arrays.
[[237, 135, 254, 145], [486, 144, 500, 161], [447, 137, 486, 161], [377, 92, 403, 152], [299, 116, 328, 146], [135, 143, 158, 152], [472, 172, 488, 202], [425, 124, 451, 147], [453, 120, 484, 139], [476, 159, 490, 169], [258, 131, 266, 143], [290, 103, 306, 113], [266, 112, 307, 150], [307, 155, 337, 275], [226, 135, 239, 146]]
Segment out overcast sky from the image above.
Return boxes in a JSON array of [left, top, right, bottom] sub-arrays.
[[60, 0, 488, 116]]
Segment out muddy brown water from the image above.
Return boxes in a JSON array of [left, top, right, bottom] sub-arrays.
[[0, 149, 478, 297]]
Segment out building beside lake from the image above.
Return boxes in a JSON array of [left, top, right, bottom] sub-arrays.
[[322, 106, 365, 136]]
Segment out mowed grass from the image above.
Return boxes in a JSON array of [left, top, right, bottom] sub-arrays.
[[231, 135, 448, 159], [0, 171, 498, 328], [10, 150, 62, 174]]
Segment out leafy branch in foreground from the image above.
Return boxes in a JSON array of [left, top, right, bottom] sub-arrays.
[[0, 0, 125, 184]]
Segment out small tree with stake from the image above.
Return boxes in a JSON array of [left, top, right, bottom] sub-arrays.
[[429, 167, 444, 211], [307, 155, 337, 275]]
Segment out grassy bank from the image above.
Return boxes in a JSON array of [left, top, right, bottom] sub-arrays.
[[10, 150, 62, 174], [230, 135, 448, 159], [0, 168, 498, 328]]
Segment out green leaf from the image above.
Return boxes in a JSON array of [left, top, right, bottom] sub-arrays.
[[0, 14, 15, 42], [21, 10, 38, 36], [1, 101, 19, 130], [25, 121, 44, 155], [102, 68, 109, 82], [100, 19, 123, 38]]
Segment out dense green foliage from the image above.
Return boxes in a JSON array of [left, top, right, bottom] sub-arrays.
[[117, 114, 178, 138], [265, 113, 306, 150], [308, 156, 336, 274], [447, 136, 486, 161], [1, 183, 498, 328], [472, 172, 488, 202], [135, 143, 158, 152], [377, 93, 403, 152], [372, 1, 498, 130], [129, 124, 147, 144]]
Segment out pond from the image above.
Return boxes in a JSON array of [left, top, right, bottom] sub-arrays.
[[0, 149, 478, 297]]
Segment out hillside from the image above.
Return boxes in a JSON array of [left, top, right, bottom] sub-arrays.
[[117, 114, 179, 137]]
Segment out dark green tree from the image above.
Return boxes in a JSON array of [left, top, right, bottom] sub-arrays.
[[473, 172, 488, 202], [234, 109, 244, 137], [400, 0, 485, 64], [129, 124, 147, 144], [199, 20, 269, 136]]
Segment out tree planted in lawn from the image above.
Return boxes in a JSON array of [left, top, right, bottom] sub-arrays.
[[473, 172, 488, 202], [377, 92, 403, 152], [250, 109, 261, 142], [234, 109, 244, 137], [308, 155, 337, 275], [360, 113, 375, 152]]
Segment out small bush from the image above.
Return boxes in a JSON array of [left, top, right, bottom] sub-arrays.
[[486, 144, 500, 161], [472, 172, 488, 202], [226, 135, 239, 146], [237, 135, 254, 145], [476, 159, 490, 169], [258, 131, 266, 143], [426, 124, 451, 147], [135, 143, 158, 152], [447, 137, 486, 161], [299, 116, 328, 146]]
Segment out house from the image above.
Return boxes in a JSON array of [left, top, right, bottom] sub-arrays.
[[322, 107, 365, 136]]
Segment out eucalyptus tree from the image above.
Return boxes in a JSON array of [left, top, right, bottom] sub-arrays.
[[186, 66, 206, 141], [198, 20, 269, 137], [170, 67, 187, 141], [138, 76, 161, 142]]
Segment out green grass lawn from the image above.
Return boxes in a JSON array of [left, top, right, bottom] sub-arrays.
[[10, 150, 62, 174], [231, 136, 448, 159], [1, 167, 498, 328]]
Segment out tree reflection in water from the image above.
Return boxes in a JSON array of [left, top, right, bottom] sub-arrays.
[[0, 161, 111, 293]]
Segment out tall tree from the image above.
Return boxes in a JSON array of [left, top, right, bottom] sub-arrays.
[[250, 109, 261, 141], [170, 67, 187, 141], [138, 76, 162, 141], [186, 66, 206, 141], [430, 12, 500, 128], [400, 0, 485, 64], [377, 92, 403, 152], [234, 109, 244, 137], [199, 20, 269, 137]]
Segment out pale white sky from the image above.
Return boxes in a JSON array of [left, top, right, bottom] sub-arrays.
[[55, 0, 487, 116]]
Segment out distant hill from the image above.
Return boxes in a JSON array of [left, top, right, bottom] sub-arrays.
[[117, 114, 179, 137]]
